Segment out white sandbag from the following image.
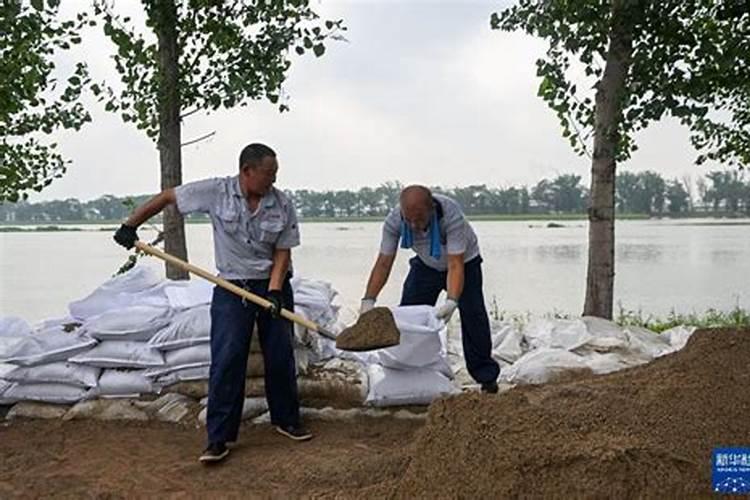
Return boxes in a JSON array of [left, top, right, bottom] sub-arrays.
[[68, 265, 168, 320], [90, 369, 159, 398], [580, 316, 630, 351], [143, 344, 210, 378], [0, 382, 88, 404], [84, 305, 172, 341], [4, 362, 100, 388], [658, 325, 696, 355], [1, 362, 15, 376], [523, 318, 593, 351], [156, 365, 210, 386], [0, 327, 96, 366], [492, 324, 524, 363], [377, 306, 452, 376], [291, 277, 338, 322], [623, 325, 671, 360], [68, 341, 165, 369], [148, 305, 210, 350], [198, 397, 268, 425], [584, 352, 635, 374], [0, 316, 32, 338], [365, 364, 459, 407], [163, 279, 213, 309], [500, 348, 591, 385]]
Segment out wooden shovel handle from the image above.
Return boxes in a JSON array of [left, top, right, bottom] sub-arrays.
[[134, 241, 336, 340]]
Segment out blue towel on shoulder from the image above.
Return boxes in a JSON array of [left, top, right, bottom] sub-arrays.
[[400, 211, 441, 259]]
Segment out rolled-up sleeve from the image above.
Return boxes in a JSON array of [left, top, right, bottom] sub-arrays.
[[444, 206, 467, 256], [379, 209, 401, 255], [277, 200, 301, 249], [174, 178, 219, 215]]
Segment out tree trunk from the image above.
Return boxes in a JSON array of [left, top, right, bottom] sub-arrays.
[[583, 0, 634, 318], [154, 0, 188, 280]]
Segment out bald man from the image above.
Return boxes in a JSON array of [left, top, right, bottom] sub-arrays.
[[361, 186, 500, 393]]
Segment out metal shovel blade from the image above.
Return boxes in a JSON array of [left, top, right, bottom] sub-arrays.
[[334, 307, 400, 352]]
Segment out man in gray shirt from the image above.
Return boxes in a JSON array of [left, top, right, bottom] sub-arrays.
[[113, 143, 310, 464], [361, 185, 500, 393]]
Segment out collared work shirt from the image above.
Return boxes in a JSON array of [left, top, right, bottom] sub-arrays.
[[174, 176, 300, 280], [379, 193, 480, 271]]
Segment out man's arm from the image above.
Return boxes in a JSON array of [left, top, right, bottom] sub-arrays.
[[435, 253, 464, 322], [268, 248, 291, 292], [114, 189, 177, 249], [445, 253, 465, 300], [124, 189, 176, 227], [363, 252, 396, 301]]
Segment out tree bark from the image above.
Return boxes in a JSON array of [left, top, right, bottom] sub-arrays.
[[583, 0, 634, 318], [154, 0, 188, 280]]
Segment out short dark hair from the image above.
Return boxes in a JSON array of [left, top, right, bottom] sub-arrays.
[[239, 143, 276, 170]]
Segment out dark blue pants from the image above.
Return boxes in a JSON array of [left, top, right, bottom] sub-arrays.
[[400, 256, 500, 385], [207, 276, 300, 446]]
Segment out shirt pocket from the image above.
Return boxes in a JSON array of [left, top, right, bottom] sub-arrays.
[[216, 206, 241, 234], [259, 219, 284, 244]]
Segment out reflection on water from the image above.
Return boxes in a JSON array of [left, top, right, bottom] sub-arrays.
[[1, 218, 748, 322], [617, 244, 664, 262]]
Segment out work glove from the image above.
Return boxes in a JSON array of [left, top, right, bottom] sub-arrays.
[[360, 297, 376, 315], [266, 289, 285, 319], [435, 298, 459, 323], [114, 224, 139, 250]]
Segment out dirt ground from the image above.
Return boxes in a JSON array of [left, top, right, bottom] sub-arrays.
[[0, 416, 421, 499], [1, 327, 748, 498]]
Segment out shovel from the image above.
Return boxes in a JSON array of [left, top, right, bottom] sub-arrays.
[[134, 241, 400, 351]]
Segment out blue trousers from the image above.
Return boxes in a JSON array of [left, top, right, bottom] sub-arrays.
[[206, 276, 300, 445], [400, 256, 500, 384]]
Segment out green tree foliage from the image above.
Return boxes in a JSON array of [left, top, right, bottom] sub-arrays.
[[0, 0, 91, 202]]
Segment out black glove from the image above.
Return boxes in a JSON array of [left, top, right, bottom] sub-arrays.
[[266, 289, 285, 319], [114, 224, 139, 250]]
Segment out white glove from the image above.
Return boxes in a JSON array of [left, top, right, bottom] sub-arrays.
[[435, 298, 459, 322], [360, 297, 376, 315]]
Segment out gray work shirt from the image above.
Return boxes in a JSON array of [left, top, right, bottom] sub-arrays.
[[174, 176, 300, 280], [379, 193, 480, 271]]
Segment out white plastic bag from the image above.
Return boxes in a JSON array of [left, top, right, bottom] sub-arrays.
[[89, 369, 159, 398], [0, 327, 96, 366], [658, 325, 696, 355], [148, 305, 211, 350], [365, 364, 458, 407], [4, 362, 100, 387], [377, 306, 452, 377], [501, 348, 590, 385], [156, 365, 210, 386], [144, 344, 210, 378], [492, 324, 524, 363], [0, 382, 88, 404], [84, 305, 172, 341], [68, 265, 167, 320], [68, 341, 165, 369], [163, 279, 213, 309], [523, 318, 593, 351], [579, 316, 631, 351]]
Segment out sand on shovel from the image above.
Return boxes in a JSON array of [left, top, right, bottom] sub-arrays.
[[335, 307, 400, 351]]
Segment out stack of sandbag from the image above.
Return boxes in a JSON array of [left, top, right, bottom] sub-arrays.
[[349, 305, 459, 407], [444, 315, 698, 387], [0, 317, 98, 404]]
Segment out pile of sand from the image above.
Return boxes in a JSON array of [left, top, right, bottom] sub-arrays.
[[386, 328, 749, 497]]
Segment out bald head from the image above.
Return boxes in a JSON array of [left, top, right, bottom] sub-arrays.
[[400, 185, 434, 231]]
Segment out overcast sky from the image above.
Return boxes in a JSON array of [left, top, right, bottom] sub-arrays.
[[30, 0, 721, 202]]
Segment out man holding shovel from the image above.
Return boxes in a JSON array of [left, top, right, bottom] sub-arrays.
[[361, 185, 500, 393], [113, 143, 311, 464]]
